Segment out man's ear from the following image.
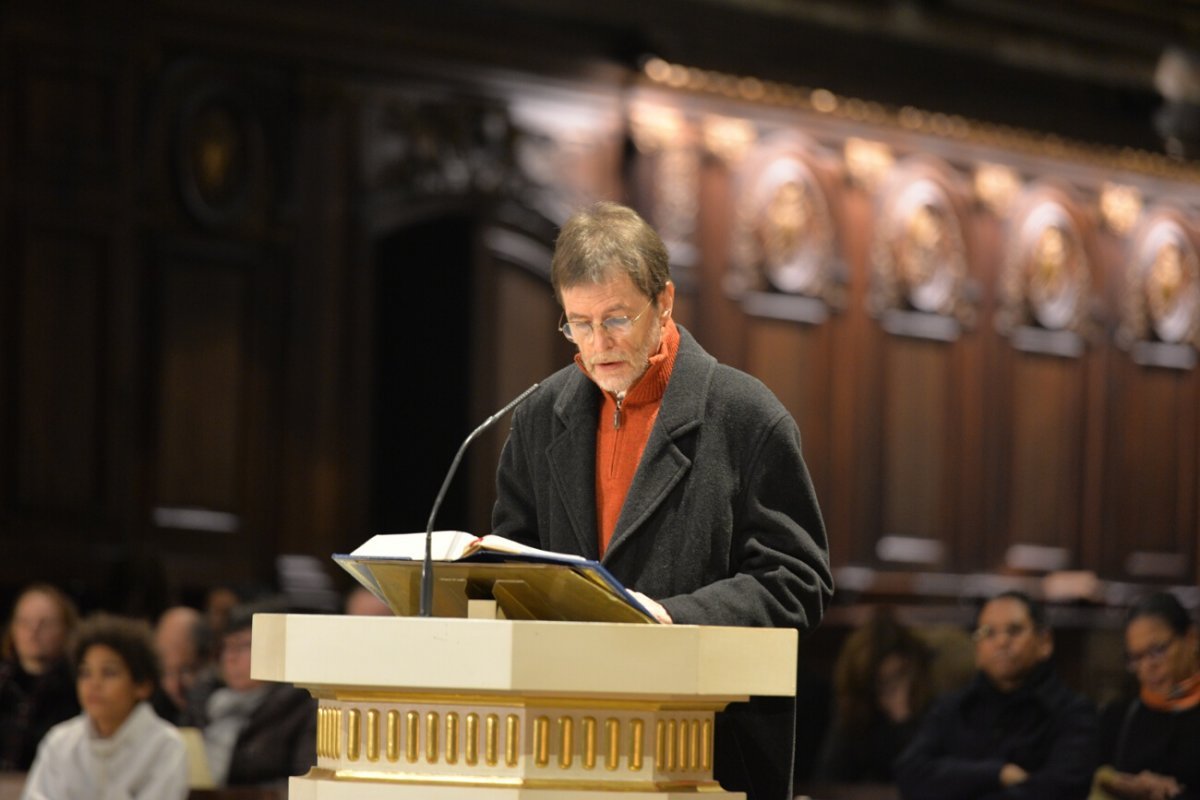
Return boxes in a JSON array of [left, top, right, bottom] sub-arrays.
[[658, 281, 675, 319]]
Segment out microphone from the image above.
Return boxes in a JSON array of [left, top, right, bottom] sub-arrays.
[[420, 382, 541, 617]]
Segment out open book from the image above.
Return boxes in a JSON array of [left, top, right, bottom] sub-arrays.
[[333, 531, 656, 624]]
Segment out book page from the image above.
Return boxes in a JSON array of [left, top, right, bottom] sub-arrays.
[[468, 535, 588, 563], [350, 530, 479, 560]]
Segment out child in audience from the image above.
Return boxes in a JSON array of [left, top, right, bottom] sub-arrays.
[[21, 613, 188, 800]]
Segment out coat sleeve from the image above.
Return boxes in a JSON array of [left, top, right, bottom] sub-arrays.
[[656, 412, 833, 630], [986, 696, 1099, 800], [894, 696, 1006, 800], [490, 412, 543, 550]]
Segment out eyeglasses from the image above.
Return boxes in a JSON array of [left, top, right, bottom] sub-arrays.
[[972, 622, 1033, 643], [559, 298, 654, 344], [1126, 638, 1175, 671]]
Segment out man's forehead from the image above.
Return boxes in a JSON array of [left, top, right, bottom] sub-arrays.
[[979, 597, 1031, 622]]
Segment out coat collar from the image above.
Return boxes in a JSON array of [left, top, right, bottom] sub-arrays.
[[547, 325, 716, 562]]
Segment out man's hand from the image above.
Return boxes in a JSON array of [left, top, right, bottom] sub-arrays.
[[629, 591, 672, 624], [999, 763, 1029, 787]]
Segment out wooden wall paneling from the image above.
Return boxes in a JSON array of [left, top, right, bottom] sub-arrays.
[[149, 240, 279, 590], [15, 223, 108, 512], [1101, 359, 1199, 583], [1001, 352, 1088, 560], [471, 260, 566, 535], [990, 186, 1100, 574]]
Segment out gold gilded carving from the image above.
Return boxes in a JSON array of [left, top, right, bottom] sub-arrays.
[[405, 711, 419, 763], [425, 712, 439, 763], [666, 720, 678, 771], [485, 714, 500, 767], [366, 709, 380, 762], [386, 710, 400, 762], [998, 191, 1091, 339], [505, 715, 520, 768], [582, 717, 597, 770], [329, 708, 342, 759], [1118, 213, 1200, 356], [535, 716, 550, 767], [344, 708, 359, 761], [631, 719, 644, 771], [465, 713, 479, 766], [445, 713, 459, 765], [701, 719, 712, 771], [605, 718, 620, 771], [558, 717, 574, 769], [689, 719, 701, 772]]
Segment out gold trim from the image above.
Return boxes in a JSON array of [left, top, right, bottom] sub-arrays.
[[605, 718, 620, 771], [689, 719, 700, 772], [534, 716, 550, 767], [425, 712, 439, 763], [386, 710, 400, 763], [655, 720, 666, 771], [701, 718, 712, 771], [445, 713, 459, 765], [347, 709, 361, 762], [366, 709, 380, 762], [558, 716, 574, 769], [465, 713, 479, 766], [666, 720, 677, 771], [640, 57, 1200, 182], [313, 765, 718, 791], [485, 714, 500, 767], [329, 691, 726, 712], [582, 716, 597, 770], [405, 711, 419, 763], [630, 719, 644, 772], [505, 714, 519, 768]]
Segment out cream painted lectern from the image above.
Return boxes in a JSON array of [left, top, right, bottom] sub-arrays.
[[252, 614, 797, 798]]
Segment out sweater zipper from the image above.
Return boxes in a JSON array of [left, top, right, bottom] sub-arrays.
[[613, 391, 626, 430]]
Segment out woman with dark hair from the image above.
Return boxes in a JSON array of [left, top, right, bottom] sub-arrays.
[[1095, 592, 1200, 800], [0, 583, 80, 770], [21, 613, 188, 800], [818, 607, 939, 783]]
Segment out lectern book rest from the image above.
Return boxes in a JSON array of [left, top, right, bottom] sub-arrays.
[[334, 531, 656, 624]]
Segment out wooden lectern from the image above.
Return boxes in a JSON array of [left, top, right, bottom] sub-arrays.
[[251, 614, 797, 798]]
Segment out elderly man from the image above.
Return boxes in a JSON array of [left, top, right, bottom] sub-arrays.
[[894, 590, 1099, 800], [152, 606, 213, 724], [491, 201, 833, 800]]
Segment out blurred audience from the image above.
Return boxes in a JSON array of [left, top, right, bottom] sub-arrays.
[[151, 606, 214, 725], [818, 608, 938, 783], [182, 599, 316, 788], [21, 613, 188, 800], [1094, 592, 1199, 800], [0, 583, 81, 771], [204, 586, 241, 645], [344, 586, 392, 616], [895, 590, 1098, 800]]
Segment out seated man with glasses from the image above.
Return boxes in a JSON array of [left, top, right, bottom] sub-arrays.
[[491, 200, 833, 800], [895, 590, 1098, 800]]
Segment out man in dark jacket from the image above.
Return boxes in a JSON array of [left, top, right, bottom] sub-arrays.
[[894, 591, 1098, 800], [492, 201, 834, 800]]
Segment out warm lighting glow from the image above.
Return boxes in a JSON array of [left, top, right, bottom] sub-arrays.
[[702, 115, 756, 163], [844, 138, 894, 188], [1100, 182, 1143, 235], [630, 103, 686, 153], [974, 163, 1022, 216], [811, 88, 838, 113]]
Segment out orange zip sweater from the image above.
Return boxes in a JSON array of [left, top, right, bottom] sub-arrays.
[[574, 319, 680, 556]]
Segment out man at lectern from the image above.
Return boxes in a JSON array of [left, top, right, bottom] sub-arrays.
[[492, 200, 834, 800]]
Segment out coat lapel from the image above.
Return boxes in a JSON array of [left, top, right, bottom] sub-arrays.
[[547, 372, 602, 560]]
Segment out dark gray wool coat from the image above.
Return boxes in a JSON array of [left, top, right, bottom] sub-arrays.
[[491, 324, 834, 800]]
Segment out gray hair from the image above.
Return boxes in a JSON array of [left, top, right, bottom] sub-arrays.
[[550, 201, 670, 304]]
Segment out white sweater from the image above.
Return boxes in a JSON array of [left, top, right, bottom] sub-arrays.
[[21, 702, 188, 800]]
